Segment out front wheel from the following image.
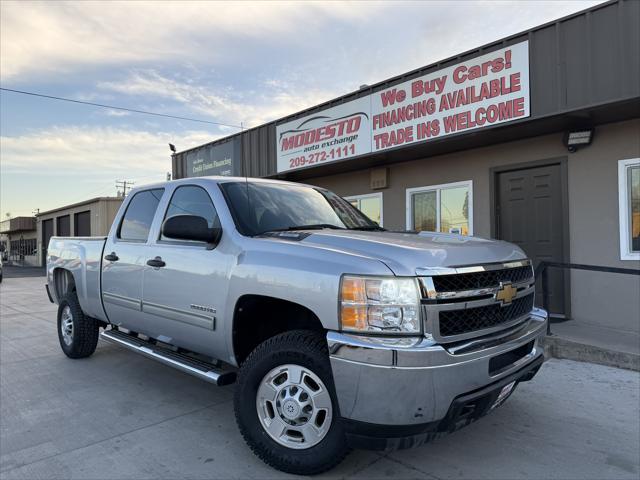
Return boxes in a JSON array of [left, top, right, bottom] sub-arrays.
[[57, 293, 99, 359], [234, 330, 350, 475]]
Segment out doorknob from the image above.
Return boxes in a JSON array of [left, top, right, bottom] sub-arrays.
[[104, 252, 119, 262], [146, 256, 166, 268]]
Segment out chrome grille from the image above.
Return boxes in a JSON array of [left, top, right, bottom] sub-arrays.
[[432, 265, 533, 292], [419, 260, 535, 342], [439, 293, 534, 337]]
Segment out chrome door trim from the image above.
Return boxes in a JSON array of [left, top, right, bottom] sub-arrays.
[[102, 292, 142, 311], [142, 301, 215, 330]]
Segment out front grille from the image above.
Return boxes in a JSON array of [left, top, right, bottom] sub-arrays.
[[432, 265, 533, 292], [438, 293, 534, 337]]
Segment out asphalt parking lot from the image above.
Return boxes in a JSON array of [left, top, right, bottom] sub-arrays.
[[1, 276, 639, 480]]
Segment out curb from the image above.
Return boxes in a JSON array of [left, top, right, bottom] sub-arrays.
[[541, 335, 640, 372]]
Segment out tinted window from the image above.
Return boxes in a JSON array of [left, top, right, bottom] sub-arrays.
[[161, 186, 220, 241], [220, 181, 376, 236], [118, 189, 164, 241]]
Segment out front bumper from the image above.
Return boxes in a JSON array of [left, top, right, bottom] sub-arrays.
[[328, 308, 547, 449]]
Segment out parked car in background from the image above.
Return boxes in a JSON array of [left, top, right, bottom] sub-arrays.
[[46, 177, 547, 475]]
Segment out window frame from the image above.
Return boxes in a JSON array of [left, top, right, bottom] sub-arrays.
[[405, 180, 473, 235], [156, 184, 220, 247], [343, 192, 384, 227], [116, 188, 165, 243], [618, 158, 640, 261]]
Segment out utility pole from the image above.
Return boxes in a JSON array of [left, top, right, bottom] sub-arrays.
[[115, 180, 134, 197]]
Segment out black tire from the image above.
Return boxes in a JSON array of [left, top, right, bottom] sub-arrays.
[[234, 330, 350, 475], [57, 293, 99, 359]]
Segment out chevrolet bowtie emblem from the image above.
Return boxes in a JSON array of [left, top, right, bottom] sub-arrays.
[[495, 282, 517, 305]]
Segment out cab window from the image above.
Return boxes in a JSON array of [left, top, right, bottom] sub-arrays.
[[118, 189, 164, 241], [161, 185, 220, 241]]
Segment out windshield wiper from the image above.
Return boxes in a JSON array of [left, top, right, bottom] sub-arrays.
[[262, 224, 346, 234], [349, 225, 387, 231]]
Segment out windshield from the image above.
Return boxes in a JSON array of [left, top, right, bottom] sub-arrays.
[[219, 181, 379, 236]]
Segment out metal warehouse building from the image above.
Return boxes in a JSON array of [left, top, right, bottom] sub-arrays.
[[172, 0, 640, 341], [36, 197, 123, 266]]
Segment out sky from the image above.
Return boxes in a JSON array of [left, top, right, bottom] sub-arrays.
[[0, 0, 606, 219]]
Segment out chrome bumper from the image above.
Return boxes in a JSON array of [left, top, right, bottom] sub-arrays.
[[328, 308, 547, 426]]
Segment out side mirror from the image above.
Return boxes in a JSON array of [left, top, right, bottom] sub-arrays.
[[162, 215, 222, 245]]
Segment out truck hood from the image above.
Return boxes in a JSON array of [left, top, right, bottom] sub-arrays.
[[294, 230, 526, 276]]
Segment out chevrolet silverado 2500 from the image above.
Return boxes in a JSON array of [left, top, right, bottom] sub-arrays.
[[46, 177, 546, 475]]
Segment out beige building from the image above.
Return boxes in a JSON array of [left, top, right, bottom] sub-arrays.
[[36, 197, 123, 266], [0, 217, 38, 266]]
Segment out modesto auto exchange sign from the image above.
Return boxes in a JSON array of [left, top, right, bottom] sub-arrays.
[[277, 41, 530, 173]]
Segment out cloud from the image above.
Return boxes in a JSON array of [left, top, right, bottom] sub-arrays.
[[103, 109, 131, 117], [97, 70, 339, 127], [0, 1, 386, 82], [1, 1, 607, 86], [0, 126, 215, 174]]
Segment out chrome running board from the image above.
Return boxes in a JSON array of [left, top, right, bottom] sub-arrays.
[[100, 328, 236, 386]]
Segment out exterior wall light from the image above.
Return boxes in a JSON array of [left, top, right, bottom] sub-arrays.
[[564, 129, 594, 153]]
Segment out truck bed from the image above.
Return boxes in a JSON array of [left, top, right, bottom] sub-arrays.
[[47, 236, 107, 322]]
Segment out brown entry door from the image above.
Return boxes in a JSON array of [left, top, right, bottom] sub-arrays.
[[496, 163, 567, 316]]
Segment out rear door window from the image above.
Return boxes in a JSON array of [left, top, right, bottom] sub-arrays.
[[118, 189, 164, 241]]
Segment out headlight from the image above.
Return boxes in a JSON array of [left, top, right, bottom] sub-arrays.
[[339, 275, 421, 335]]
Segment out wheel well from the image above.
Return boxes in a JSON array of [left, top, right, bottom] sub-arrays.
[[53, 268, 76, 299], [232, 295, 324, 365]]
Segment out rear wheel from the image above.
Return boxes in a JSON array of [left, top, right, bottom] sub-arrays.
[[234, 330, 349, 475], [57, 293, 99, 358]]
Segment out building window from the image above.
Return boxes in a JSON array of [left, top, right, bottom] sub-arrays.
[[9, 238, 36, 258], [344, 192, 383, 226], [406, 181, 473, 235], [618, 158, 640, 260]]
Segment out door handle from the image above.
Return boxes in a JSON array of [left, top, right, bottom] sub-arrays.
[[146, 256, 166, 268], [104, 252, 119, 262]]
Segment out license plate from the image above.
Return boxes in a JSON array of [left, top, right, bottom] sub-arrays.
[[491, 381, 516, 410]]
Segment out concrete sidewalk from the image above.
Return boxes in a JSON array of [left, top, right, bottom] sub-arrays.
[[1, 277, 639, 479], [543, 320, 640, 371]]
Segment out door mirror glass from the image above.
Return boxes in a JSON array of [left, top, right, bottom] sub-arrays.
[[162, 215, 221, 244]]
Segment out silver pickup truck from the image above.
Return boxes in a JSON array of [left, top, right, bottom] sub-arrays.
[[46, 177, 546, 475]]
